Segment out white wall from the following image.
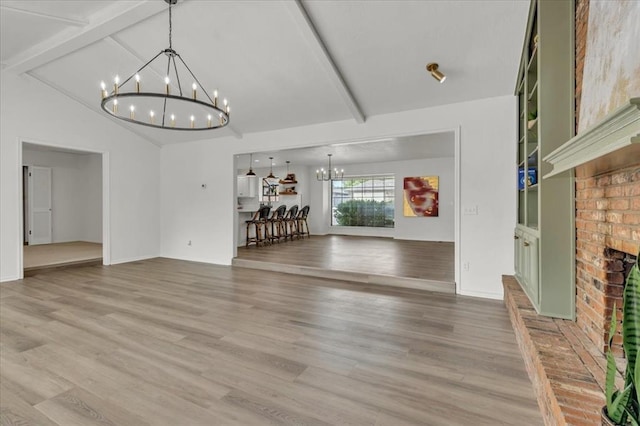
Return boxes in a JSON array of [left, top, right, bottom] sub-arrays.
[[160, 95, 517, 299], [23, 149, 102, 243], [309, 157, 454, 241], [83, 154, 103, 243], [1, 72, 161, 281]]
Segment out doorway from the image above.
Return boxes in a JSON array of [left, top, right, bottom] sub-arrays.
[[20, 141, 109, 276], [232, 128, 462, 293]]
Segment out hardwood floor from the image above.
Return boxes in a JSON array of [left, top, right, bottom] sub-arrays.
[[0, 258, 542, 425], [23, 242, 102, 274], [235, 235, 455, 293]]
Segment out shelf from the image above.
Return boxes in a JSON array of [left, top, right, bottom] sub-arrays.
[[543, 98, 640, 178], [519, 184, 538, 192], [278, 180, 298, 184], [279, 191, 298, 195]]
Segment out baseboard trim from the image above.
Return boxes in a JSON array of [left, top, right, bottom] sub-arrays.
[[109, 254, 158, 265]]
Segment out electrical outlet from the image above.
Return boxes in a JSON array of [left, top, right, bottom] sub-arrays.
[[463, 262, 470, 271]]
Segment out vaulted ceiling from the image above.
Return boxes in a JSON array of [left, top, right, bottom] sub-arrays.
[[1, 0, 529, 146]]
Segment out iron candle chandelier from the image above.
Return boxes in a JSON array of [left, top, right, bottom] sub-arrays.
[[316, 154, 344, 181], [99, 0, 230, 131]]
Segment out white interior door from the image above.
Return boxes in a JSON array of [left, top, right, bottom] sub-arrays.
[[28, 166, 52, 245]]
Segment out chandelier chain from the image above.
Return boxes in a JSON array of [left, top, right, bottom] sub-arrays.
[[168, 1, 173, 50]]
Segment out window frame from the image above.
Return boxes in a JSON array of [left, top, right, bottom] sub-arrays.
[[330, 174, 395, 228]]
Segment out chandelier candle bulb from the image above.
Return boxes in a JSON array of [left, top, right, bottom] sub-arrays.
[[192, 83, 197, 100], [129, 105, 135, 120], [114, 75, 120, 95], [207, 114, 212, 127], [113, 99, 118, 114], [149, 110, 155, 124], [100, 81, 106, 99], [190, 115, 195, 128], [164, 76, 170, 95], [170, 114, 175, 127], [213, 90, 218, 107]]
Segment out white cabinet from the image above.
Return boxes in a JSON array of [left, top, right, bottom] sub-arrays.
[[237, 176, 257, 198]]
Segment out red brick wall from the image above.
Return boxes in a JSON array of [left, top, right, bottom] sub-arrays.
[[575, 166, 640, 354]]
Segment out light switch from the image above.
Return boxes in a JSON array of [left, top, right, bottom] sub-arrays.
[[463, 205, 478, 215]]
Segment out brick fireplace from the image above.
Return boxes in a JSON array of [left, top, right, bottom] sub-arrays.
[[575, 165, 640, 355]]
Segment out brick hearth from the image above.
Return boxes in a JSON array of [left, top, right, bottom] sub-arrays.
[[503, 276, 604, 426]]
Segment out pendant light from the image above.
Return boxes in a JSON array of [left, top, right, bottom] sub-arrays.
[[266, 157, 276, 179], [246, 153, 256, 176], [281, 160, 297, 183]]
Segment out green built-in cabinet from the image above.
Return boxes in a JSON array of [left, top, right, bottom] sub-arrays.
[[514, 0, 575, 319]]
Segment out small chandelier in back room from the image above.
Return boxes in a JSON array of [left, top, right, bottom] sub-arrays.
[[316, 154, 344, 181], [99, 0, 230, 131]]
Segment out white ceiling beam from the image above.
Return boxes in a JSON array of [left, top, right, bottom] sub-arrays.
[[283, 0, 365, 124], [4, 1, 167, 74], [0, 5, 88, 26]]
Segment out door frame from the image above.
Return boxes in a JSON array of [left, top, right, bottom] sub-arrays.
[[17, 138, 111, 278]]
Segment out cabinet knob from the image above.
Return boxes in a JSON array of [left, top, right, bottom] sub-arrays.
[[524, 241, 530, 247]]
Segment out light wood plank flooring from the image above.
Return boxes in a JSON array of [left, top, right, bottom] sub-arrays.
[[23, 242, 102, 272], [235, 235, 454, 293], [0, 258, 542, 425]]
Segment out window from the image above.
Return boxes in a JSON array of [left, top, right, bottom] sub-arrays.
[[331, 175, 395, 227]]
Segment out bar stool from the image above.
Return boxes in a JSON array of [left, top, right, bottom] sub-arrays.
[[245, 205, 271, 247], [268, 204, 287, 244], [296, 205, 310, 239], [283, 204, 299, 241]]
